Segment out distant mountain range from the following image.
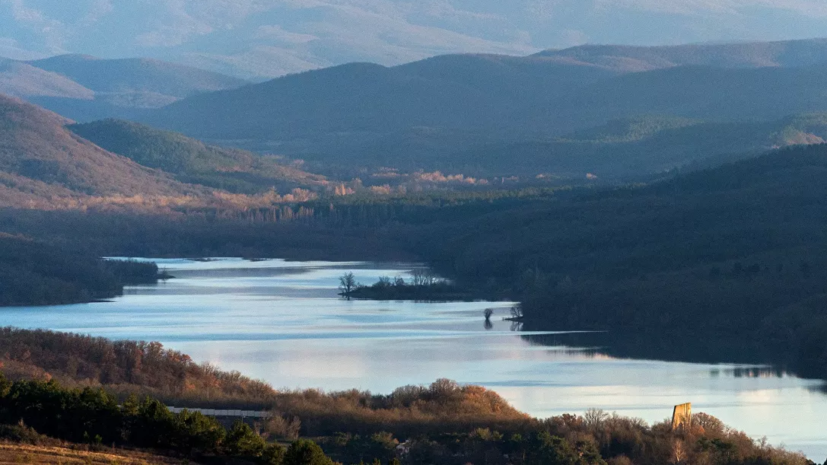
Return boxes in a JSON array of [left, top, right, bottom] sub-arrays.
[[6, 38, 827, 183], [0, 55, 246, 122], [534, 39, 827, 71], [125, 38, 827, 179]]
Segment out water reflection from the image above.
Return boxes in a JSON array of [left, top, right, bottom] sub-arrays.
[[710, 367, 790, 379], [520, 329, 805, 377], [3, 258, 827, 460]]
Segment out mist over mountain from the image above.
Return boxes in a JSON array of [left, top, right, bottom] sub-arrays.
[[0, 54, 246, 122], [4, 1, 827, 80], [5, 36, 827, 191], [535, 39, 827, 71]]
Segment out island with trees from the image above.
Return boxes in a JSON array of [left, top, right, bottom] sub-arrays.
[[339, 270, 476, 301]]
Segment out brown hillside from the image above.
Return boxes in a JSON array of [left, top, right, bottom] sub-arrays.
[[0, 94, 205, 209]]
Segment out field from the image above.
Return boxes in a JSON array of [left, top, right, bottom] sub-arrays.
[[0, 443, 189, 465]]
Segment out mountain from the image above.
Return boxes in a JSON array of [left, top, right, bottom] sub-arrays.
[[0, 55, 247, 122], [140, 55, 615, 141], [521, 63, 827, 133], [0, 59, 94, 100], [0, 94, 203, 209], [534, 39, 827, 72], [69, 119, 328, 194], [137, 39, 827, 180], [446, 114, 827, 178], [29, 55, 247, 100]]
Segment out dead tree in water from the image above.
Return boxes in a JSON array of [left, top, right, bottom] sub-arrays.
[[339, 272, 357, 295]]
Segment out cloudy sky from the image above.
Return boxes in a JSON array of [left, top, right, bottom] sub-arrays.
[[1, 0, 826, 79]]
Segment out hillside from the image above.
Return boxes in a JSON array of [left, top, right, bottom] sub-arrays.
[[405, 143, 827, 377], [141, 56, 613, 141], [535, 38, 827, 72], [0, 443, 190, 465], [0, 234, 160, 306], [446, 114, 827, 178], [29, 55, 246, 99], [138, 39, 827, 180], [0, 60, 94, 100], [0, 54, 246, 122], [521, 63, 827, 134], [0, 95, 207, 209], [69, 119, 328, 194]]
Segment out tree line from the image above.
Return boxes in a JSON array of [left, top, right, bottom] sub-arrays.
[[0, 373, 334, 465], [1, 329, 823, 464]]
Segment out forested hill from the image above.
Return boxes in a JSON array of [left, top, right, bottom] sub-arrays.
[[135, 38, 827, 180], [0, 234, 160, 306], [0, 95, 334, 210], [534, 39, 827, 71], [414, 143, 827, 377], [69, 119, 328, 194], [139, 56, 615, 141], [0, 94, 206, 209], [428, 114, 827, 178]]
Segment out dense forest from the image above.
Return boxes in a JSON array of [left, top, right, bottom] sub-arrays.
[[0, 235, 161, 306], [0, 329, 820, 465], [3, 144, 827, 379], [69, 119, 328, 194]]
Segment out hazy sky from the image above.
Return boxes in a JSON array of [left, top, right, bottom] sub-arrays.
[[2, 0, 827, 78]]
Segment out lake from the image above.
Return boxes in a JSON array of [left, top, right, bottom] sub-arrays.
[[3, 258, 826, 460]]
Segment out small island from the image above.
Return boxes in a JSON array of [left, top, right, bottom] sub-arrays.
[[338, 271, 476, 301]]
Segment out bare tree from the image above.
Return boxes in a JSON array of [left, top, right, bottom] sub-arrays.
[[584, 408, 609, 429], [339, 272, 357, 295], [411, 268, 428, 287], [411, 268, 441, 287]]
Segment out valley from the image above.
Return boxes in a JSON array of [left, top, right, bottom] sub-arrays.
[[2, 35, 827, 465]]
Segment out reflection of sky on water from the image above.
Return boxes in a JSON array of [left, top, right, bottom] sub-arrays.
[[4, 258, 827, 461]]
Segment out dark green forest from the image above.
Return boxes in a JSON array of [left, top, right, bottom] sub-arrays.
[[0, 235, 161, 306], [69, 119, 328, 194]]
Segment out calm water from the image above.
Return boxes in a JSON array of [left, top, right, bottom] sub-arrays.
[[3, 258, 826, 460]]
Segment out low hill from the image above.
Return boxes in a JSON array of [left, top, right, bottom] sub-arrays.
[[0, 60, 94, 100], [310, 113, 827, 179], [416, 143, 827, 377], [138, 54, 616, 141], [29, 55, 247, 99], [69, 119, 327, 194], [0, 94, 204, 209], [535, 38, 827, 72], [0, 234, 160, 306], [0, 54, 246, 122], [139, 39, 827, 180], [521, 63, 827, 134]]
